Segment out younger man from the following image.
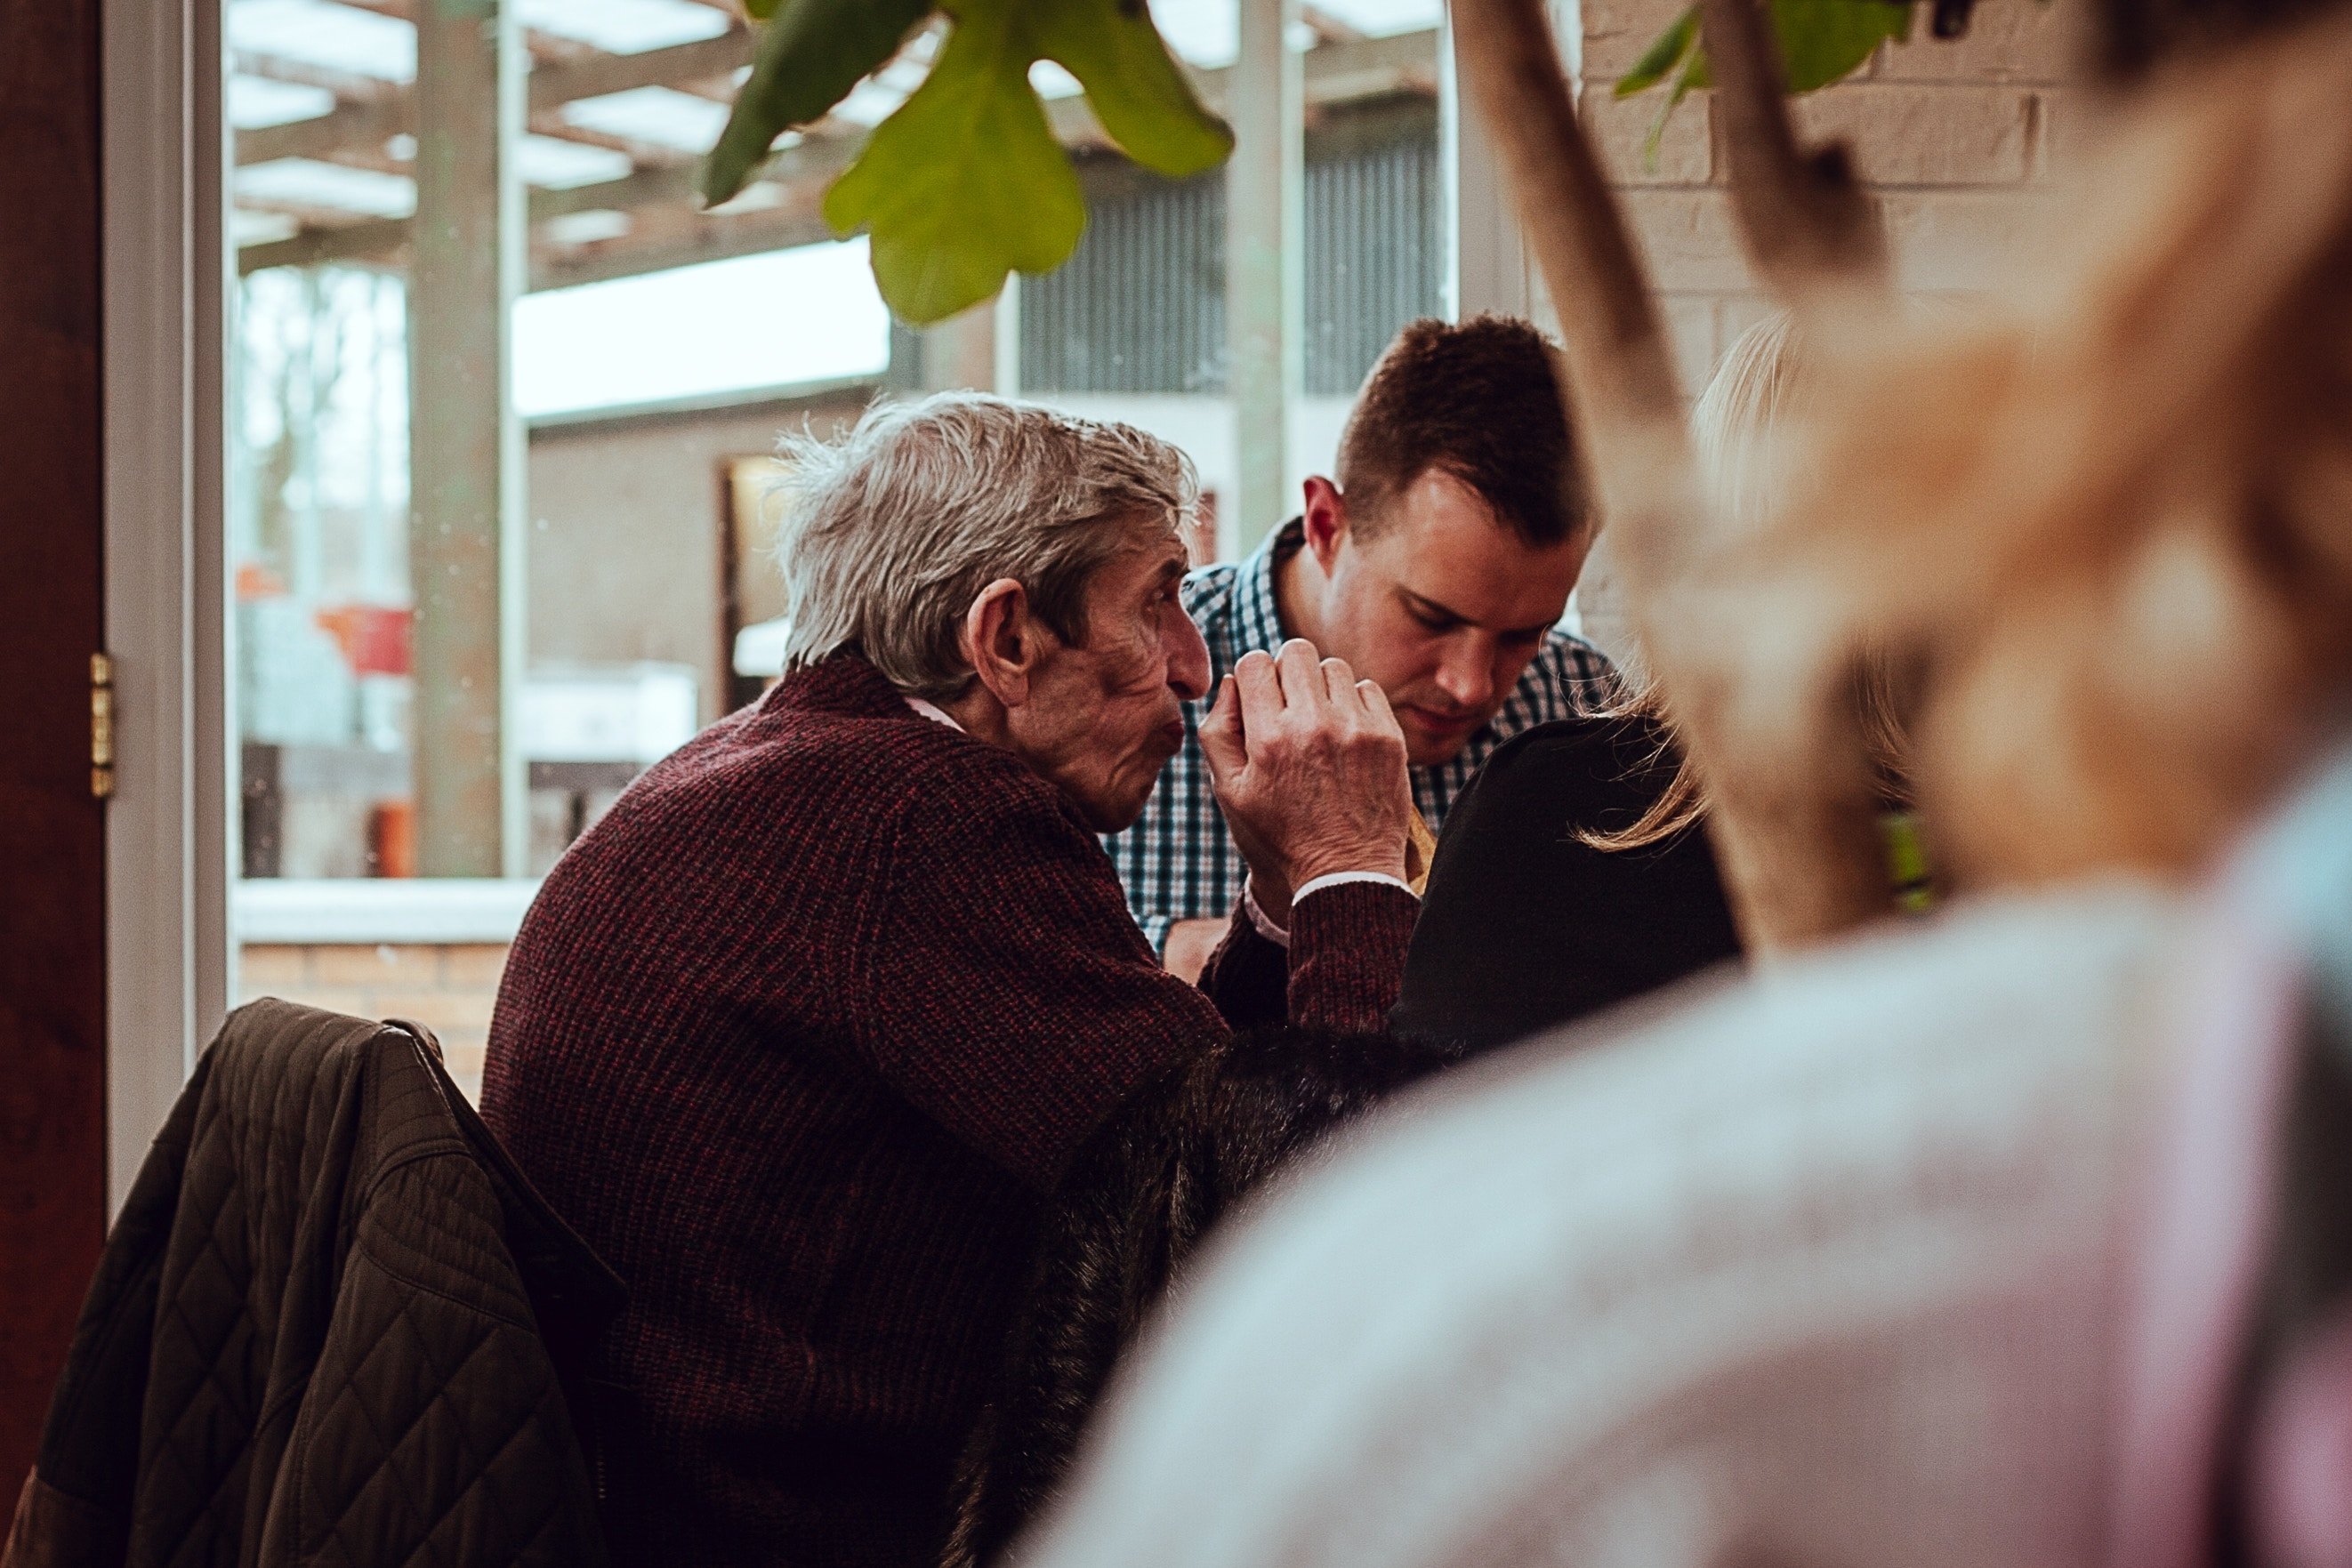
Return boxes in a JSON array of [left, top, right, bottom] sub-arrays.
[[1108, 316, 1616, 977]]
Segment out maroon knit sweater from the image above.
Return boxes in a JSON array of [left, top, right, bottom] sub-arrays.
[[479, 653, 1415, 1568]]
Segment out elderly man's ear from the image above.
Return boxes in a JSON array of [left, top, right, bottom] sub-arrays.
[[963, 577, 1042, 708]]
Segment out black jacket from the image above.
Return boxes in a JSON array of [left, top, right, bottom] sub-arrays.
[[3, 1000, 624, 1568], [940, 1024, 1464, 1568], [1391, 714, 1744, 1050]]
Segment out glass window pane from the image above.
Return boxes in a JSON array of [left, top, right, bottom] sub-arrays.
[[227, 0, 1453, 1093]]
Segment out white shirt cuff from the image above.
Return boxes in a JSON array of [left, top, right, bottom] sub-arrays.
[[1244, 871, 1417, 949]]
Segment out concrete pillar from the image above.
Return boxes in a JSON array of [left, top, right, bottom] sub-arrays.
[[1227, 0, 1302, 556], [1444, 16, 1530, 323], [409, 0, 526, 877], [919, 299, 999, 392]]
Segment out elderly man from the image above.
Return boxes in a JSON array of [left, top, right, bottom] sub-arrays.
[[480, 394, 1417, 1568], [1108, 316, 1616, 978]]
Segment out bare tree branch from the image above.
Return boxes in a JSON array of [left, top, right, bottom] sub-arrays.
[[1448, 0, 1894, 953], [1698, 0, 1888, 295]]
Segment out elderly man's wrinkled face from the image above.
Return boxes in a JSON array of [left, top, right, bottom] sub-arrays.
[[1011, 535, 1210, 832]]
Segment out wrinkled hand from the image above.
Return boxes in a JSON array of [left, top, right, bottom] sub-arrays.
[[1197, 639, 1412, 924]]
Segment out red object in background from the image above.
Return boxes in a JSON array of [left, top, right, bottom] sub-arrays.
[[315, 604, 413, 677], [369, 800, 416, 878], [236, 559, 286, 600]]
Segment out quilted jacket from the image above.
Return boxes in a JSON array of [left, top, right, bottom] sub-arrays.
[[1, 999, 624, 1568]]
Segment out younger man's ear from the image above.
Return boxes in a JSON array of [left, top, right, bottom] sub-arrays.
[[963, 577, 1038, 708], [1300, 476, 1348, 571]]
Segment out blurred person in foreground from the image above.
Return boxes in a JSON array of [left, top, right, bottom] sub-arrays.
[[1108, 316, 1617, 981], [1003, 5, 2352, 1564], [479, 394, 1422, 1568]]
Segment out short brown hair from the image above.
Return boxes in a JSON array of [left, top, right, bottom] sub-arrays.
[[1333, 316, 1588, 548]]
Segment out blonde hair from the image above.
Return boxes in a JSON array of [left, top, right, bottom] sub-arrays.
[[1592, 314, 1913, 852], [1691, 311, 1808, 536]]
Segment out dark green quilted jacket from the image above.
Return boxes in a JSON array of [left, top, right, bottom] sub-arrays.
[[2, 1000, 624, 1568]]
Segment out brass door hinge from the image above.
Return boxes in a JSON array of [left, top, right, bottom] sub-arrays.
[[91, 653, 115, 800]]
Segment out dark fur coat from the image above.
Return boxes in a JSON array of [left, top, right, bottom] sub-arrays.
[[940, 1023, 1465, 1568]]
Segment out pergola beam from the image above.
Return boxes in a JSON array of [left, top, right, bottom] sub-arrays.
[[238, 28, 1446, 309], [239, 141, 859, 290], [237, 28, 756, 166], [533, 205, 838, 292], [241, 27, 1437, 169], [232, 48, 405, 104]]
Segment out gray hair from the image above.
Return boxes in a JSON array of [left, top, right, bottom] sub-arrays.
[[775, 392, 1198, 701]]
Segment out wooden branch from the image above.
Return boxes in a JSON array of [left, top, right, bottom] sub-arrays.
[[1697, 0, 1888, 295], [1449, 0, 1892, 953]]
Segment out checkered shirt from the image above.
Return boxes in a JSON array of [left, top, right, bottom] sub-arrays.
[[1105, 520, 1620, 953]]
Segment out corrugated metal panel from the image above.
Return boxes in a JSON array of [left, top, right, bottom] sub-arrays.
[[1021, 119, 1439, 396], [1021, 169, 1226, 394], [1305, 133, 1444, 395]]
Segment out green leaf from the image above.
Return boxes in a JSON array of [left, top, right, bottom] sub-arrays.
[[823, 0, 1089, 323], [1615, 5, 1698, 99], [1769, 0, 1912, 90], [1033, 0, 1232, 177], [1641, 54, 1704, 167], [1615, 0, 1911, 107], [706, 0, 1232, 320], [704, 0, 934, 205], [743, 0, 780, 17]]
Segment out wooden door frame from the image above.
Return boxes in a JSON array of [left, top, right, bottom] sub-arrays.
[[0, 0, 109, 1490], [103, 0, 232, 1209]]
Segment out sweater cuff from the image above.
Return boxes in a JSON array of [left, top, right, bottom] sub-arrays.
[[1245, 872, 1417, 950], [1286, 880, 1419, 1033]]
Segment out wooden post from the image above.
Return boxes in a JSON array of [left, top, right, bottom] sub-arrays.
[[1228, 0, 1302, 556], [919, 299, 999, 392], [411, 0, 526, 878]]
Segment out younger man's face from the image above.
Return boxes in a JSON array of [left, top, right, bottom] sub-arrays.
[[1311, 469, 1586, 768]]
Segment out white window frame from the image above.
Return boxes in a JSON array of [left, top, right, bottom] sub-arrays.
[[104, 0, 233, 1211], [99, 0, 1554, 1206], [1442, 0, 1581, 324]]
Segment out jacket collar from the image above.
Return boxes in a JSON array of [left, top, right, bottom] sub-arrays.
[[761, 649, 928, 723]]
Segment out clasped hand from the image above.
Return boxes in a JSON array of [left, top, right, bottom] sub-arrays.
[[1197, 639, 1412, 927]]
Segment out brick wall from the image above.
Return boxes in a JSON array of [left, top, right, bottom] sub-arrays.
[[239, 943, 507, 1100], [1571, 0, 2083, 654], [1583, 0, 2082, 379]]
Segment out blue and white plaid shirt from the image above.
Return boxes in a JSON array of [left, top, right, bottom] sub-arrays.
[[1105, 520, 1619, 952]]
